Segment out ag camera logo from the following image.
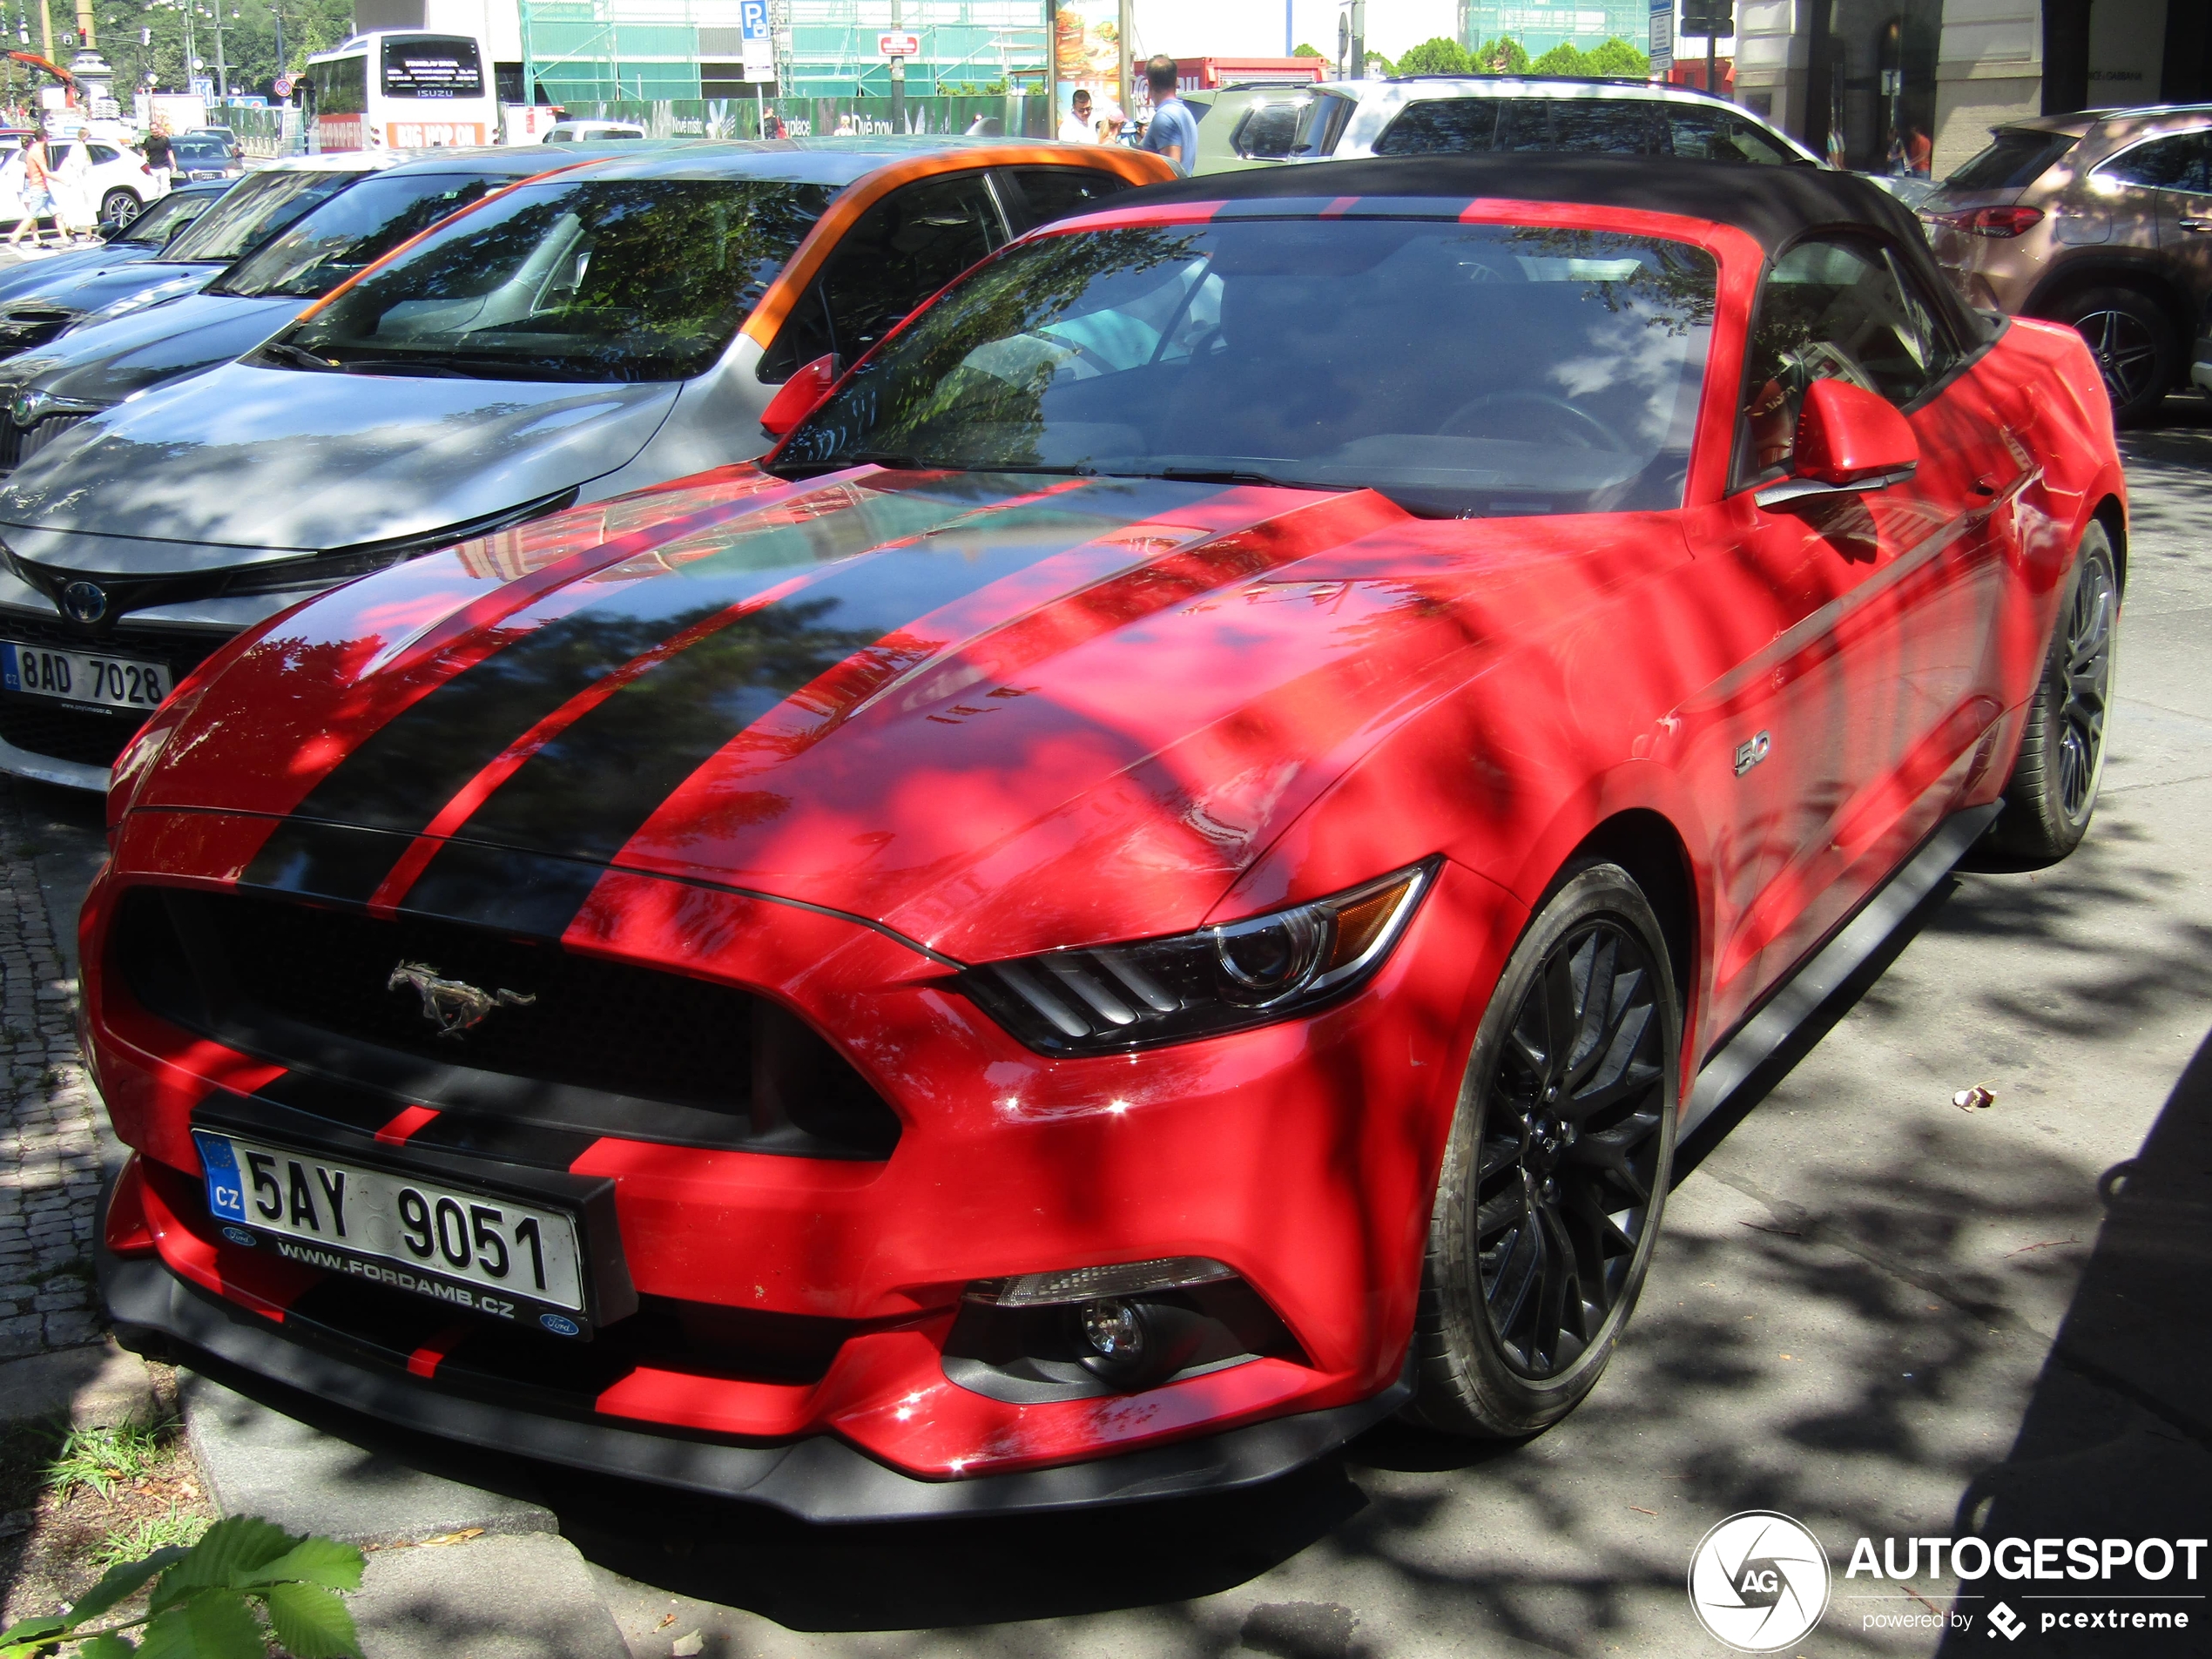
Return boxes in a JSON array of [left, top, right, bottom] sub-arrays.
[[1689, 1510, 1832, 1651]]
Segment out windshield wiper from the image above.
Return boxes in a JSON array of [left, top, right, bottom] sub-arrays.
[[256, 341, 340, 372], [841, 449, 939, 469], [334, 354, 475, 379], [1150, 465, 1322, 489]]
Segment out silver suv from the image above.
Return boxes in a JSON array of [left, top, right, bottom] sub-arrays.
[[1211, 77, 1822, 169]]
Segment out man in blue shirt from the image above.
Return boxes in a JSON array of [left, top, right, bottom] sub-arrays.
[[1138, 54, 1199, 172]]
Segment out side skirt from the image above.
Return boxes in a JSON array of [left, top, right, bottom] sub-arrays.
[[1683, 801, 2003, 1141]]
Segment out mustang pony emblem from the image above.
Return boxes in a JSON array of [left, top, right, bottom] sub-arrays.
[[387, 961, 536, 1038]]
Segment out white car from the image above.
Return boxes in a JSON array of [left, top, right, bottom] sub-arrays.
[[541, 119, 646, 143], [1213, 76, 1823, 169]]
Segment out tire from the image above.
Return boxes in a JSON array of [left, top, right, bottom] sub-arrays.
[[1406, 861, 1680, 1438], [1985, 522, 2120, 866], [99, 188, 143, 230], [2055, 287, 2175, 425]]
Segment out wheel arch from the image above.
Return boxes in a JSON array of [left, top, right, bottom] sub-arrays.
[[2092, 492, 2128, 593], [2024, 256, 2195, 355], [1561, 809, 1696, 1023]]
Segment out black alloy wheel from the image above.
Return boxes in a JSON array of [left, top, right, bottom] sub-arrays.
[[1408, 862, 1679, 1437], [1987, 522, 2120, 865], [2060, 287, 2174, 425]]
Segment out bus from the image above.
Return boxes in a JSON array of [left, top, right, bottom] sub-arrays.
[[303, 31, 496, 152]]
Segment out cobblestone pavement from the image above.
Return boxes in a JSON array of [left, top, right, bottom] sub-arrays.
[[0, 781, 109, 1359]]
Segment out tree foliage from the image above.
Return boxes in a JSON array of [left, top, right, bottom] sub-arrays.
[[1395, 37, 1472, 77], [0, 1515, 365, 1658], [1529, 41, 1588, 76], [1584, 37, 1654, 78], [1473, 36, 1533, 74], [81, 0, 359, 102], [1291, 42, 1324, 58]]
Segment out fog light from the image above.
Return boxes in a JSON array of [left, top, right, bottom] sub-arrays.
[[1078, 1298, 1143, 1360]]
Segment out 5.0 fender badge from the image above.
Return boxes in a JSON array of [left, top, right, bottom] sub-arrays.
[[388, 961, 536, 1038], [1734, 730, 1773, 777]]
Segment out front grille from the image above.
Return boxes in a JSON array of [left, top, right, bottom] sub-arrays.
[[118, 888, 902, 1158], [0, 696, 139, 766], [4, 410, 90, 470]]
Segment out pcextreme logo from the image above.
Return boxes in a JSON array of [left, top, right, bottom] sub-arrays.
[[1687, 1514, 2208, 1648], [1688, 1512, 1831, 1651]]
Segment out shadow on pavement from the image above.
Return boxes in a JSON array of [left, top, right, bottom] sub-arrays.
[[1932, 1026, 2212, 1656]]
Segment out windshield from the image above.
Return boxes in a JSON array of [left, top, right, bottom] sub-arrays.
[[772, 218, 1716, 518], [1945, 129, 2076, 191], [159, 169, 363, 265], [116, 188, 219, 246], [210, 171, 514, 299], [170, 136, 233, 167], [273, 176, 835, 383]]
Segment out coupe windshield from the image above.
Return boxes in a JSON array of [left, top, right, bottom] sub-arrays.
[[158, 169, 363, 265], [209, 171, 512, 300], [114, 188, 218, 246], [272, 177, 836, 383], [773, 218, 1717, 518]]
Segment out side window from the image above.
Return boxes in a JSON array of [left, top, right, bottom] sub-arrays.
[[1001, 167, 1130, 234], [2096, 132, 2212, 192], [1374, 98, 1499, 156], [1736, 238, 1959, 482], [1232, 98, 1305, 160], [1494, 98, 1664, 155], [1667, 109, 1791, 165], [818, 173, 1006, 361], [87, 144, 121, 165]]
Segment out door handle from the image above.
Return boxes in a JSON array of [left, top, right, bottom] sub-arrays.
[[2181, 218, 2212, 232]]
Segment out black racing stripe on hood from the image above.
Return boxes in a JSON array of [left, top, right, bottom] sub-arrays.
[[240, 819, 416, 907], [396, 840, 606, 940], [412, 476, 1219, 917], [244, 473, 1047, 893]]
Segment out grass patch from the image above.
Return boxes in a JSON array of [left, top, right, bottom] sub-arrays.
[[44, 1416, 176, 1500], [91, 1502, 211, 1571]]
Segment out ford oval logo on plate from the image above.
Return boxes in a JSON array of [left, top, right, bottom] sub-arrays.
[[539, 1312, 581, 1337], [219, 1225, 257, 1248], [60, 580, 108, 624]]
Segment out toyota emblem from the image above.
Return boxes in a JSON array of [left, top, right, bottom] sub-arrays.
[[60, 580, 107, 624]]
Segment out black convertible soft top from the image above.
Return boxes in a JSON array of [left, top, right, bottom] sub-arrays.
[[1106, 154, 1981, 340]]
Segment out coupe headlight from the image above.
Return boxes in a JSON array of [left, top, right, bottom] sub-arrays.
[[959, 859, 1436, 1055]]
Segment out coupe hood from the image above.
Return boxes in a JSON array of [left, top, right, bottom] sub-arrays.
[[0, 293, 303, 408], [0, 360, 679, 564], [131, 465, 1549, 961], [0, 260, 215, 323], [0, 243, 157, 305]]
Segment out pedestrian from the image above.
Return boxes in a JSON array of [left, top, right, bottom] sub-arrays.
[[1093, 97, 1126, 144], [1905, 124, 1932, 178], [143, 121, 173, 189], [49, 135, 92, 241], [1058, 87, 1096, 143], [5, 139, 55, 247], [1137, 54, 1197, 171]]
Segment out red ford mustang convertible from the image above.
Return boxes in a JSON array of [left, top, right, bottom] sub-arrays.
[[91, 156, 2123, 1520]]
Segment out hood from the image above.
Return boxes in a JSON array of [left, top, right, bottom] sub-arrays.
[[0, 292, 305, 408], [0, 360, 680, 562], [0, 260, 218, 322], [0, 243, 155, 304], [131, 466, 1613, 960]]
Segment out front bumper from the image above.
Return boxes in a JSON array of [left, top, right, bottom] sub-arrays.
[[101, 1238, 1410, 1521], [85, 821, 1502, 1499], [2193, 334, 2212, 394]]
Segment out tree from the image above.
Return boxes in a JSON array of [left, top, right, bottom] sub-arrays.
[[1395, 36, 1472, 77], [1292, 42, 1324, 58], [1583, 37, 1652, 79], [1529, 41, 1589, 76], [1365, 51, 1396, 77], [1474, 36, 1532, 74]]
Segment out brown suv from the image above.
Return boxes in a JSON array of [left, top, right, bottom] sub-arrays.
[[1919, 105, 2212, 423]]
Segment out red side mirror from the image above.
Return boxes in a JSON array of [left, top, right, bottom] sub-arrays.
[[1791, 377, 1919, 487], [759, 353, 840, 440]]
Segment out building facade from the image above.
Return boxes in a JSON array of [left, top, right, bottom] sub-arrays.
[[1456, 0, 1651, 58], [515, 0, 1049, 105], [1734, 0, 2212, 177]]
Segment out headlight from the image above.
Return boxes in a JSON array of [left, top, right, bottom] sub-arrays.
[[959, 860, 1436, 1055]]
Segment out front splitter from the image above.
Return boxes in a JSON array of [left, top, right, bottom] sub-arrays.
[[100, 1245, 1410, 1524]]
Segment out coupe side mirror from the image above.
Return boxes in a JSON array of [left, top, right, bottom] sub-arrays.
[[759, 353, 840, 440], [1755, 378, 1919, 508]]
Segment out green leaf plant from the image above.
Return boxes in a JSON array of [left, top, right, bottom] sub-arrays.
[[0, 1516, 365, 1658]]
